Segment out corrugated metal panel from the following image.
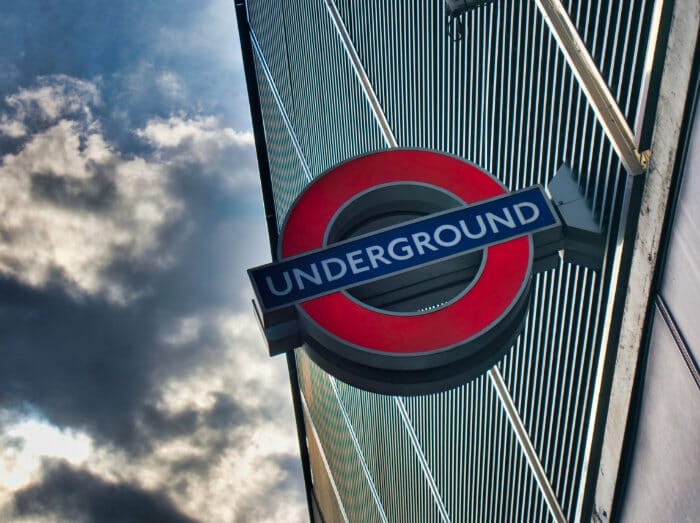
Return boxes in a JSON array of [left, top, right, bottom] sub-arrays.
[[559, 0, 657, 127], [333, 373, 444, 522], [303, 407, 350, 523], [402, 376, 555, 523], [499, 264, 603, 519], [281, 0, 387, 178], [296, 351, 386, 523], [247, 0, 294, 121], [245, 0, 661, 521], [329, 1, 630, 519], [251, 50, 308, 223]]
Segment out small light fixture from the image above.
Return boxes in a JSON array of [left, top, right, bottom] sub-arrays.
[[446, 0, 496, 41], [446, 0, 495, 17]]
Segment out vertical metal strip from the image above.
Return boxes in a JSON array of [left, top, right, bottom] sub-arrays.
[[585, 2, 699, 519], [328, 378, 390, 523], [394, 397, 452, 523], [324, 0, 398, 148], [572, 171, 639, 523], [299, 392, 351, 523], [249, 27, 313, 181], [489, 368, 568, 523], [235, 1, 280, 254], [633, 0, 673, 150]]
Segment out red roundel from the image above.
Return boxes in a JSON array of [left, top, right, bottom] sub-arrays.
[[280, 150, 532, 376]]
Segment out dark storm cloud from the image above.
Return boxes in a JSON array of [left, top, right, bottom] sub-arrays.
[[13, 461, 199, 523], [30, 168, 117, 211], [0, 129, 262, 453], [0, 277, 184, 451], [137, 393, 247, 442], [0, 68, 305, 518]]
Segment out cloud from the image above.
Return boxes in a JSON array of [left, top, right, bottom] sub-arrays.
[[154, 70, 187, 101], [0, 77, 262, 305], [137, 115, 253, 149], [0, 75, 100, 139], [136, 115, 258, 190], [0, 112, 182, 304], [12, 462, 198, 523], [0, 311, 305, 522], [0, 72, 305, 522], [0, 119, 25, 139]]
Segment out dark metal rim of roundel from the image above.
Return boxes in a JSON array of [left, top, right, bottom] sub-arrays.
[[279, 149, 533, 375]]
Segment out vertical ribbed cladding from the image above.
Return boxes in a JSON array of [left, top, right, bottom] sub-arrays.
[[333, 377, 445, 522], [247, 0, 295, 121], [401, 380, 555, 522], [251, 51, 308, 224], [500, 264, 604, 521], [330, 0, 633, 520], [296, 351, 385, 523], [281, 0, 386, 178], [559, 0, 656, 127], [246, 0, 657, 521]]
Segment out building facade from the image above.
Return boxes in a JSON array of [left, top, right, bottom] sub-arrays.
[[235, 1, 699, 521]]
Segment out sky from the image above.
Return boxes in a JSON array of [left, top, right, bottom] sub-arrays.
[[0, 1, 307, 522]]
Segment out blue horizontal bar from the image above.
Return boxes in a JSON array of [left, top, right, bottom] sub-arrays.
[[249, 186, 558, 311]]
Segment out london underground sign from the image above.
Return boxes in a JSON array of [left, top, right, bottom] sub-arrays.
[[254, 186, 553, 310], [249, 150, 570, 394]]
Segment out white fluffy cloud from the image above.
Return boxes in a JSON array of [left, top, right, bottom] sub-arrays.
[[139, 312, 305, 522], [0, 77, 260, 304], [136, 115, 258, 190], [137, 115, 253, 149], [0, 115, 181, 303], [0, 75, 100, 139]]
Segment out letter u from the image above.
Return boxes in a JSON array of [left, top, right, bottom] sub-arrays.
[[459, 216, 487, 239], [266, 272, 293, 296]]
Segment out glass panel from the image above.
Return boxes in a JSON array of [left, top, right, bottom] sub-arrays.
[[620, 307, 700, 522]]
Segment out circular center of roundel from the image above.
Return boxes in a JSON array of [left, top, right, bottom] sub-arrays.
[[280, 150, 532, 367], [324, 182, 484, 313]]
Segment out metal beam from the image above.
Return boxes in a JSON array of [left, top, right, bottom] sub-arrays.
[[633, 0, 674, 151], [324, 0, 398, 147], [489, 369, 568, 523], [535, 0, 648, 174], [587, 1, 700, 520]]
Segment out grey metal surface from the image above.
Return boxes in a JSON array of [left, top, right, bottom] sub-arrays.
[[489, 368, 567, 522], [659, 99, 700, 366], [593, 2, 700, 517], [547, 164, 605, 268], [251, 49, 309, 223], [301, 397, 351, 523], [619, 307, 700, 523]]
